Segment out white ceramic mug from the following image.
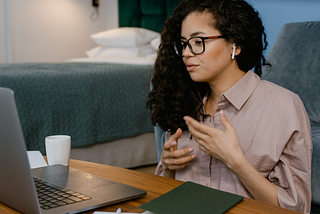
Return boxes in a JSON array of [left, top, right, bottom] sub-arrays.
[[45, 135, 71, 166]]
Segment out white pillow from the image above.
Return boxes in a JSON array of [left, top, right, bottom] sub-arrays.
[[86, 44, 156, 58], [150, 35, 161, 50], [90, 27, 160, 47]]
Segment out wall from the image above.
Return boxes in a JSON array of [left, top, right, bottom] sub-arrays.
[[0, 0, 118, 63], [0, 0, 10, 63], [248, 0, 320, 56], [0, 1, 5, 63], [1, 0, 319, 63]]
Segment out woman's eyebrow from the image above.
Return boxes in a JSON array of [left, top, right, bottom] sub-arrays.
[[181, 31, 207, 39], [191, 31, 206, 37]]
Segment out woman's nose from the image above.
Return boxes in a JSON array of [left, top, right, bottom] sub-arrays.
[[182, 44, 194, 57]]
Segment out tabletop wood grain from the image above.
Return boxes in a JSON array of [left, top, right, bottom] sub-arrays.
[[0, 159, 301, 214]]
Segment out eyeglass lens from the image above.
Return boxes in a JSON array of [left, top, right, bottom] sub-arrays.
[[175, 37, 204, 56]]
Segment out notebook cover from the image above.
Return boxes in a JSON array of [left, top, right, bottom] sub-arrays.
[[139, 181, 244, 214]]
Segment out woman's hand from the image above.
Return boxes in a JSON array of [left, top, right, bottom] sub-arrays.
[[161, 128, 196, 178], [184, 110, 279, 205], [183, 110, 244, 169]]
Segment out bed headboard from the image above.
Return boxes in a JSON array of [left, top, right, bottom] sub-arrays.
[[118, 0, 182, 33]]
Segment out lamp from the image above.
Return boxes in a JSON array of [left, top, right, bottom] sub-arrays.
[[91, 0, 99, 21], [92, 0, 99, 7]]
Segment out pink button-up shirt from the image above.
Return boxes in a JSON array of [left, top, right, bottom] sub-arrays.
[[155, 70, 312, 213]]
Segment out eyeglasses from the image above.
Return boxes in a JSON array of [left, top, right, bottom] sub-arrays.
[[174, 35, 224, 57]]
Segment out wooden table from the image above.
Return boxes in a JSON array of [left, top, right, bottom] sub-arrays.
[[0, 159, 301, 214]]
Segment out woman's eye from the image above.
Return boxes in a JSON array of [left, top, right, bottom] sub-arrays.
[[181, 41, 187, 48], [194, 39, 203, 46]]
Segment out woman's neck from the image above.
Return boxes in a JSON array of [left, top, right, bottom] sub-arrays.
[[209, 68, 245, 101], [205, 68, 246, 115]]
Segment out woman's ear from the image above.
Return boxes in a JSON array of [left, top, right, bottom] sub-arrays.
[[232, 43, 241, 59], [232, 43, 236, 59]]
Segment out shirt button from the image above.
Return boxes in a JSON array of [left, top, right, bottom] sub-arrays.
[[204, 181, 208, 186]]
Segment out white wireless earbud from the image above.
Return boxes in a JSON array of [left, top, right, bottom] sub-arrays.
[[232, 43, 236, 59]]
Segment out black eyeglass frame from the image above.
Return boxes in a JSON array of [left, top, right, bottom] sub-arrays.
[[174, 35, 225, 57]]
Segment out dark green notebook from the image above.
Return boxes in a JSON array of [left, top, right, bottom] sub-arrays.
[[139, 181, 244, 214]]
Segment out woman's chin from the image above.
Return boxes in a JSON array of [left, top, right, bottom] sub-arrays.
[[189, 73, 206, 83]]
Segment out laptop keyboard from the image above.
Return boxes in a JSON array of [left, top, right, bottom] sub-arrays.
[[33, 176, 92, 210]]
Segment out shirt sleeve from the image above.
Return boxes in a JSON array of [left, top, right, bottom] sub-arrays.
[[266, 94, 312, 213], [155, 161, 164, 176], [154, 131, 170, 176]]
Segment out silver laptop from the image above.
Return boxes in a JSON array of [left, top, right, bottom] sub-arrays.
[[0, 87, 146, 214]]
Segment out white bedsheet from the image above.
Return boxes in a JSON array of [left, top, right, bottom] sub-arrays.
[[66, 54, 156, 65]]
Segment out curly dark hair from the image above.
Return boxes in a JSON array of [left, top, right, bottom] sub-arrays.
[[147, 0, 269, 133]]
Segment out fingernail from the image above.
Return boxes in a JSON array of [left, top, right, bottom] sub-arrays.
[[172, 141, 176, 146], [188, 148, 194, 152], [183, 116, 189, 125], [192, 154, 197, 159], [220, 109, 225, 118]]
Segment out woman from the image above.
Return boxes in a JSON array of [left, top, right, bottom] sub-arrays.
[[147, 0, 312, 212]]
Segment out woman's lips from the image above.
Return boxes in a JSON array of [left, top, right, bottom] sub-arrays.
[[186, 63, 198, 72]]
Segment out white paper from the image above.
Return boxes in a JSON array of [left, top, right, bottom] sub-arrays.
[[93, 211, 152, 214], [27, 151, 48, 169], [93, 211, 155, 214]]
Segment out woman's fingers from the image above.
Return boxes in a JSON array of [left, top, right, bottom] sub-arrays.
[[164, 128, 182, 151], [161, 128, 196, 170], [219, 110, 235, 133], [183, 116, 214, 144], [164, 150, 197, 170], [183, 110, 242, 166], [164, 146, 195, 159]]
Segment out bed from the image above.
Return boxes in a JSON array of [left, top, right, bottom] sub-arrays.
[[0, 0, 181, 168]]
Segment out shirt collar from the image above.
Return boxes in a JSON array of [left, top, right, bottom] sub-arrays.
[[223, 70, 260, 110]]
